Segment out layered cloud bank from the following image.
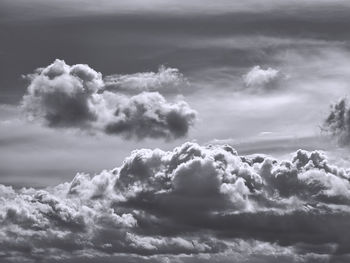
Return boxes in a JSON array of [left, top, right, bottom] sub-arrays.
[[21, 60, 196, 139], [1, 142, 350, 262]]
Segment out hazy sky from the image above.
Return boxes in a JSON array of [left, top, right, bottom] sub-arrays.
[[2, 2, 350, 262]]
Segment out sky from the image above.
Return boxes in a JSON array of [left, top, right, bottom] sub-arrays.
[[2, 0, 350, 262]]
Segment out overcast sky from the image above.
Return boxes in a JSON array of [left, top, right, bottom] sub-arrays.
[[2, 1, 350, 262]]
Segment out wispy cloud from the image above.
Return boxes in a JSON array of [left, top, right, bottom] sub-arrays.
[[104, 65, 188, 94]]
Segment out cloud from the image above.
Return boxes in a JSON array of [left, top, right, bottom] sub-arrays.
[[243, 65, 281, 90], [22, 59, 103, 128], [104, 92, 196, 139], [104, 65, 189, 94], [322, 97, 350, 146], [21, 59, 197, 140], [1, 142, 350, 262]]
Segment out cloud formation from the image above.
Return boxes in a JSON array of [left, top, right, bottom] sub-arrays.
[[322, 97, 350, 145], [1, 142, 350, 262], [21, 59, 196, 139], [243, 65, 281, 90], [104, 65, 188, 94]]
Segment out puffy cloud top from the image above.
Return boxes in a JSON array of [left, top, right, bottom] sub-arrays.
[[1, 142, 350, 262], [22, 59, 103, 128], [21, 60, 197, 139]]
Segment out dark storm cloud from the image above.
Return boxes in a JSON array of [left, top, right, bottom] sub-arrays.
[[21, 59, 197, 139], [1, 142, 350, 262], [322, 97, 350, 145]]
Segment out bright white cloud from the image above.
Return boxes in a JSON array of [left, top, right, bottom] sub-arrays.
[[243, 65, 280, 89]]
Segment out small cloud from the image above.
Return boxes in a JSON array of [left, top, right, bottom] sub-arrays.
[[243, 65, 281, 90]]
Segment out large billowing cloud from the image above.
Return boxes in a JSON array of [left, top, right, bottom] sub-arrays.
[[21, 59, 196, 139], [322, 97, 350, 146], [1, 142, 350, 262]]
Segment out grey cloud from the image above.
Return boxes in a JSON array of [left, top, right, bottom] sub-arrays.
[[1, 142, 350, 262], [21, 59, 197, 140], [322, 97, 350, 145], [105, 92, 196, 139], [22, 59, 103, 128]]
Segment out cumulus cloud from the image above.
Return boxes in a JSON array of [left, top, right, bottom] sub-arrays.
[[104, 92, 196, 139], [322, 97, 350, 145], [104, 65, 189, 94], [1, 142, 350, 262], [21, 60, 196, 139], [243, 65, 281, 90]]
